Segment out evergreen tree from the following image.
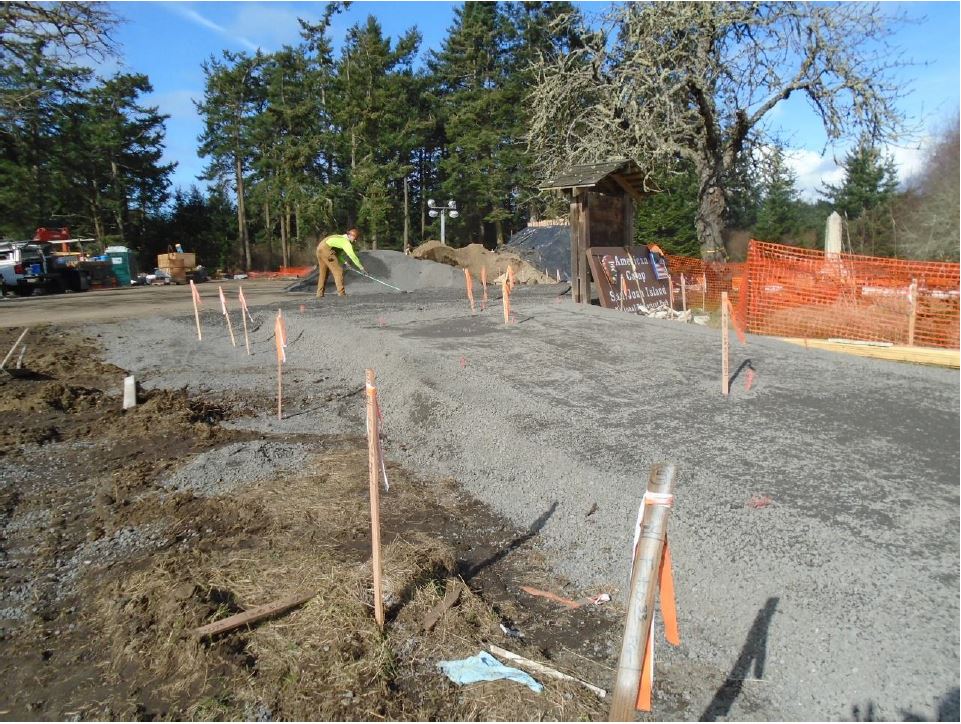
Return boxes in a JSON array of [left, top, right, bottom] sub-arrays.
[[821, 138, 899, 255], [633, 168, 700, 257], [197, 51, 266, 270], [754, 146, 800, 243]]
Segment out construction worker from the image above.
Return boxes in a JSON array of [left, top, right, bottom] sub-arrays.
[[315, 228, 365, 298]]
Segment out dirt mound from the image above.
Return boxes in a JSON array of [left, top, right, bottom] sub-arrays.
[[412, 241, 557, 285]]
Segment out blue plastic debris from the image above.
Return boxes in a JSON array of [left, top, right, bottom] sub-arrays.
[[437, 651, 543, 693]]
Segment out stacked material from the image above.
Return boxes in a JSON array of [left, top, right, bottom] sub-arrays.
[[412, 241, 556, 284], [157, 252, 197, 284]]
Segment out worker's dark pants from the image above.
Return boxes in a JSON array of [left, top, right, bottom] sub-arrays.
[[315, 242, 346, 297]]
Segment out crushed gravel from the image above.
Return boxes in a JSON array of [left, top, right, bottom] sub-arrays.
[[161, 441, 313, 496], [90, 283, 960, 722]]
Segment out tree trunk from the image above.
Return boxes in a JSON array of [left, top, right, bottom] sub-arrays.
[[280, 205, 288, 269], [695, 175, 727, 261], [495, 219, 504, 247], [403, 175, 410, 254], [264, 198, 274, 268], [234, 156, 251, 270], [109, 159, 126, 245]]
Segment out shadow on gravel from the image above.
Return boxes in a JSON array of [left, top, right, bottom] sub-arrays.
[[459, 501, 557, 581], [701, 596, 779, 721], [728, 358, 755, 388], [851, 687, 961, 722]]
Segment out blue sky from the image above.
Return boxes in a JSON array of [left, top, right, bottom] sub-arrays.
[[103, 1, 960, 201]]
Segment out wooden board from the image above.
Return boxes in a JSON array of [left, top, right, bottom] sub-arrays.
[[780, 338, 960, 368], [586, 246, 672, 313]]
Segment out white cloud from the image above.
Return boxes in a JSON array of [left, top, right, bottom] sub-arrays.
[[168, 4, 259, 52], [783, 148, 844, 201], [229, 4, 321, 50]]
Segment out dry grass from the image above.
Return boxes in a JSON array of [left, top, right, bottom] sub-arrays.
[[84, 447, 608, 721]]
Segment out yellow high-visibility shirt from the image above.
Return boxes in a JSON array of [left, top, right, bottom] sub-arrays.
[[323, 234, 364, 270]]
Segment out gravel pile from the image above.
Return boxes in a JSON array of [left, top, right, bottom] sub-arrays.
[[288, 249, 465, 294], [162, 441, 313, 496]]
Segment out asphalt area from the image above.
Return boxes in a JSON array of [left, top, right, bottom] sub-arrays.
[[0, 267, 958, 721]]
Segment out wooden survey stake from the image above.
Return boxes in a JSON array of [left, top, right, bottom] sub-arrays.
[[502, 278, 511, 324], [907, 279, 918, 346], [238, 286, 252, 355], [219, 285, 236, 347], [275, 309, 287, 419], [190, 280, 203, 341], [609, 464, 678, 720], [481, 266, 488, 309], [681, 274, 687, 312], [464, 268, 476, 313], [721, 291, 730, 397], [365, 369, 385, 630]]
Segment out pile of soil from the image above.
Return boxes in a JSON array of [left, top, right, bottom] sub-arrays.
[[412, 241, 557, 285], [0, 326, 617, 721]]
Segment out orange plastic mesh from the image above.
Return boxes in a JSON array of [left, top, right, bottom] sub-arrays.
[[664, 255, 745, 311], [742, 240, 960, 349]]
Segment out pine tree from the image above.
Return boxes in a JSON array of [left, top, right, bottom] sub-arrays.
[[197, 51, 266, 270], [754, 147, 800, 243]]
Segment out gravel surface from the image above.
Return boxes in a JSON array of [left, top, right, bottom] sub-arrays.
[[90, 283, 959, 721], [162, 441, 313, 496]]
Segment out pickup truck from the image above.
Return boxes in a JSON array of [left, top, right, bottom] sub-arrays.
[[0, 240, 47, 296]]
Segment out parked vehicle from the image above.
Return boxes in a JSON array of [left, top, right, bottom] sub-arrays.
[[0, 240, 47, 296]]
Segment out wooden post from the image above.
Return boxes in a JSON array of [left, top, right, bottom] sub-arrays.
[[620, 274, 627, 312], [465, 268, 476, 313], [721, 291, 730, 397], [701, 272, 707, 311], [609, 463, 677, 721], [667, 273, 675, 309], [219, 286, 236, 347], [190, 280, 202, 341], [579, 194, 591, 304], [365, 369, 385, 630], [502, 278, 511, 324], [0, 327, 29, 371], [569, 194, 582, 303], [275, 309, 285, 420], [907, 279, 918, 346], [481, 266, 488, 309], [239, 287, 251, 355], [681, 274, 687, 312]]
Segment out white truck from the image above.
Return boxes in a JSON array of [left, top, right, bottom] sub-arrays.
[[0, 240, 47, 296]]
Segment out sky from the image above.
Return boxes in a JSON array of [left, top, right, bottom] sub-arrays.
[[102, 1, 961, 202]]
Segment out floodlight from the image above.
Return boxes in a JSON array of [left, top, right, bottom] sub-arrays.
[[449, 210, 459, 218], [428, 210, 439, 218]]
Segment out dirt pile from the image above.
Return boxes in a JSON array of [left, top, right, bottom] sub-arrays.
[[412, 240, 557, 285]]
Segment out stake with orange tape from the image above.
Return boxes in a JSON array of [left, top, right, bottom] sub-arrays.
[[274, 309, 287, 420], [480, 266, 489, 309], [365, 369, 385, 630], [620, 274, 628, 312], [189, 280, 203, 341], [502, 278, 511, 324], [464, 268, 476, 313], [506, 264, 516, 290], [218, 286, 237, 347], [701, 272, 707, 311], [667, 273, 675, 309], [721, 291, 730, 397], [725, 293, 746, 345], [609, 463, 679, 720], [238, 286, 253, 355], [680, 274, 687, 312]]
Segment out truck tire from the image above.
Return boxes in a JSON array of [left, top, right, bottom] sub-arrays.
[[16, 283, 33, 297]]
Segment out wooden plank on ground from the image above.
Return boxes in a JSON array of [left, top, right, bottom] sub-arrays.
[[779, 338, 960, 369], [422, 580, 464, 631], [193, 590, 317, 638]]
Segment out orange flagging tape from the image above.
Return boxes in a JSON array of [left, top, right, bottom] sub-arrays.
[[727, 297, 747, 345], [636, 539, 680, 712]]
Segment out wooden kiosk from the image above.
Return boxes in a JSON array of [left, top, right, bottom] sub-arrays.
[[539, 159, 648, 304]]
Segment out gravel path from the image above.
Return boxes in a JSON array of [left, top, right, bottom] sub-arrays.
[[90, 284, 959, 721]]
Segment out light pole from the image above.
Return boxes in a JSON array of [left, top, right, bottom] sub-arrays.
[[427, 198, 459, 245]]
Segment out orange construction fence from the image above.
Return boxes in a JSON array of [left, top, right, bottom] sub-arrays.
[[246, 265, 314, 280], [663, 254, 745, 311], [741, 240, 960, 349]]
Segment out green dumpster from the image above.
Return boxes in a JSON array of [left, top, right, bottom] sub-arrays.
[[105, 246, 139, 286]]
